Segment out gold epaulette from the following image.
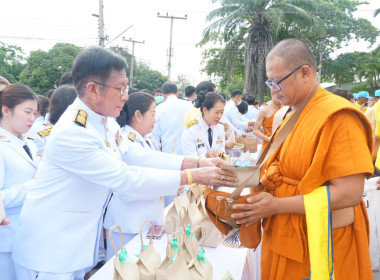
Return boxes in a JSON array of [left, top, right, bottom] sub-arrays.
[[185, 119, 198, 128], [37, 126, 53, 138], [43, 121, 52, 126], [73, 109, 88, 128], [128, 132, 136, 142]]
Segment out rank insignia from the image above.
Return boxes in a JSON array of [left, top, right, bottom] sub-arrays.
[[37, 126, 53, 138], [128, 132, 136, 142], [73, 109, 88, 128], [217, 135, 222, 140], [197, 143, 205, 148], [115, 130, 123, 146], [185, 119, 198, 128], [197, 138, 203, 143]]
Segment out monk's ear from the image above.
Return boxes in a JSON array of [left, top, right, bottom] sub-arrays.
[[301, 65, 311, 80]]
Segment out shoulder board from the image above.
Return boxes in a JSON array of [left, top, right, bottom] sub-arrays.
[[37, 126, 53, 138], [43, 121, 52, 126], [73, 109, 88, 128], [128, 132, 136, 142], [26, 136, 34, 140], [185, 119, 198, 128], [219, 121, 225, 125]]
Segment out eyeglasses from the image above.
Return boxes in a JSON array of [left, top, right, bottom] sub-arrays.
[[94, 81, 129, 95], [265, 65, 304, 91]]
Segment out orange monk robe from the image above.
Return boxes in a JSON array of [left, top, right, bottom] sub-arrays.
[[261, 106, 282, 151], [260, 87, 374, 280]]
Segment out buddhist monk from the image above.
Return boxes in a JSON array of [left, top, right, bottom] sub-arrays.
[[252, 95, 282, 151], [232, 38, 373, 279]]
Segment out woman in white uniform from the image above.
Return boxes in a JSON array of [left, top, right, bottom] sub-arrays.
[[0, 84, 38, 280], [103, 92, 165, 260], [182, 92, 226, 157]]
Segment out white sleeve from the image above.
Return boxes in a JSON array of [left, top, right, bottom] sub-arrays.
[[50, 126, 181, 199], [228, 107, 249, 131], [119, 140, 184, 170], [0, 156, 34, 208]]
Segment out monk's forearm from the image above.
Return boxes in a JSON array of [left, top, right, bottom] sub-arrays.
[[253, 129, 270, 142], [276, 195, 305, 215]]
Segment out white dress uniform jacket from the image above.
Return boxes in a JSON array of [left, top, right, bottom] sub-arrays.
[[104, 125, 177, 234], [12, 98, 182, 274], [152, 95, 193, 155], [182, 114, 225, 156], [224, 100, 250, 131], [245, 105, 259, 121], [0, 128, 38, 252]]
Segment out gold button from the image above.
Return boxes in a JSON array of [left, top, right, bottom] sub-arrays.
[[101, 118, 106, 124], [113, 148, 116, 152], [106, 127, 109, 132]]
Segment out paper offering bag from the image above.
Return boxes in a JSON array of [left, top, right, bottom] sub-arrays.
[[188, 226, 213, 280], [108, 225, 140, 280], [137, 221, 161, 280]]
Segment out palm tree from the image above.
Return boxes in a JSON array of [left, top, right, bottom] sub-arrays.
[[201, 0, 317, 104]]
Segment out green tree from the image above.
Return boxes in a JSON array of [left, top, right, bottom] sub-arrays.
[[201, 0, 378, 104], [133, 61, 167, 92], [0, 42, 26, 83], [19, 43, 81, 94], [173, 75, 192, 98]]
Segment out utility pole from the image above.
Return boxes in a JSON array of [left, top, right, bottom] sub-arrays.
[[122, 37, 145, 88], [317, 40, 324, 83], [157, 13, 187, 81], [92, 0, 105, 47]]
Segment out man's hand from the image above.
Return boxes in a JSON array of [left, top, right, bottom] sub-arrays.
[[205, 149, 223, 158], [231, 192, 278, 226], [192, 167, 238, 187], [0, 219, 10, 226], [199, 157, 229, 168]]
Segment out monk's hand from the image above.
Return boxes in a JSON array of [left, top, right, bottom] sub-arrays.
[[192, 167, 238, 187], [231, 192, 278, 226]]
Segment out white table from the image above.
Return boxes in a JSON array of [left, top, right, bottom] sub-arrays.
[[90, 232, 249, 279]]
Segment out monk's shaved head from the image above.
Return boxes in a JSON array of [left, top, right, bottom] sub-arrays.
[[267, 38, 317, 72]]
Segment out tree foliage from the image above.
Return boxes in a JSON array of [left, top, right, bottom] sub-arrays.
[[323, 47, 380, 94], [19, 43, 82, 94], [200, 0, 379, 103], [0, 42, 26, 83]]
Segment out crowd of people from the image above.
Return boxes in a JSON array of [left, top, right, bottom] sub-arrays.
[[0, 37, 379, 280]]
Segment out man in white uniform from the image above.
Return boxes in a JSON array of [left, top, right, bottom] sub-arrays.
[[152, 82, 193, 155], [224, 89, 255, 132], [12, 47, 237, 280]]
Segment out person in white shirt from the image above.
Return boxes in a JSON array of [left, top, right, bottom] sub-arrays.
[[0, 84, 38, 280], [244, 95, 259, 121], [182, 92, 225, 157], [184, 85, 196, 102], [104, 92, 167, 260], [152, 82, 193, 155], [224, 89, 255, 132], [27, 95, 49, 154], [12, 46, 238, 280]]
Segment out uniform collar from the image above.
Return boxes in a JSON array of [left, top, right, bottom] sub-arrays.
[[74, 97, 109, 128], [198, 114, 213, 132], [0, 126, 26, 146], [166, 95, 178, 101], [123, 125, 144, 142]]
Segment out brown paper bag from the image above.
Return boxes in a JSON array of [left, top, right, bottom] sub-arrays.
[[188, 226, 213, 280], [108, 225, 140, 280], [187, 185, 220, 248], [165, 192, 190, 233], [156, 232, 191, 280], [137, 221, 161, 280]]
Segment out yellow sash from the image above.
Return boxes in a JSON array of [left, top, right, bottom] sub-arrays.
[[304, 186, 335, 280]]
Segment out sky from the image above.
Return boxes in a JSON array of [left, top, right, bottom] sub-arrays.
[[0, 0, 379, 86]]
